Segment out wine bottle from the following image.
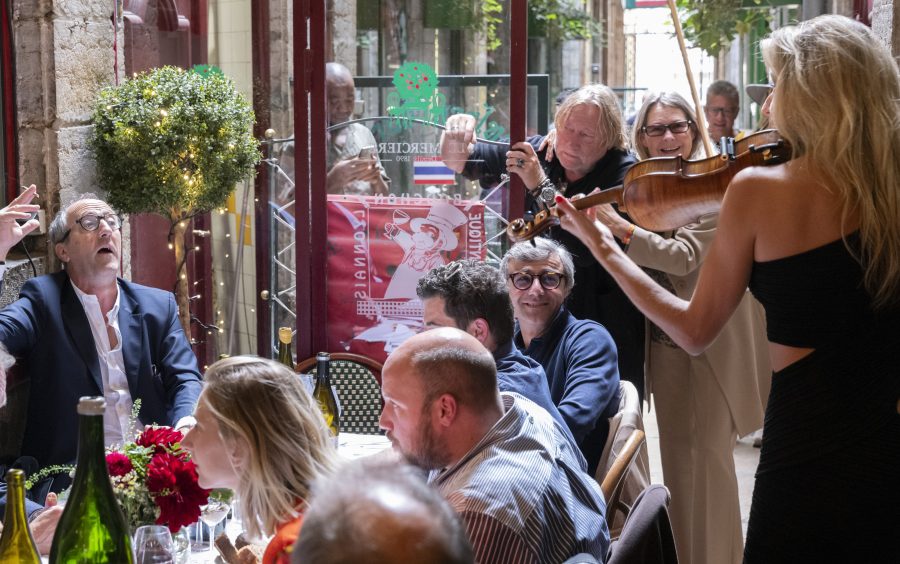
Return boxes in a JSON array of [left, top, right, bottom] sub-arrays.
[[312, 352, 340, 446], [0, 469, 41, 563], [277, 327, 294, 369], [49, 397, 134, 563]]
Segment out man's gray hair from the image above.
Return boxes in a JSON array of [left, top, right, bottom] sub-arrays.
[[500, 237, 576, 296], [293, 457, 474, 563], [48, 193, 108, 245]]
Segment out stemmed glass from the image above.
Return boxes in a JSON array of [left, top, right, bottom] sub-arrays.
[[133, 525, 175, 564], [199, 496, 232, 552]]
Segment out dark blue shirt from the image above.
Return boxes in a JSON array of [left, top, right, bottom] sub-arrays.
[[493, 340, 583, 468], [515, 307, 620, 474]]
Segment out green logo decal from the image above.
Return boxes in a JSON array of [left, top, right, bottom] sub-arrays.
[[387, 62, 446, 124]]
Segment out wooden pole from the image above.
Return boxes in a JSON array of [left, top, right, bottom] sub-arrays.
[[666, 0, 714, 157]]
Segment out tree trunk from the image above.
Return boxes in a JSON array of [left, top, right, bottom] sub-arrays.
[[171, 219, 192, 339]]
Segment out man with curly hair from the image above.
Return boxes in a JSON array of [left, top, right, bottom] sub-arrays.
[[416, 260, 579, 459]]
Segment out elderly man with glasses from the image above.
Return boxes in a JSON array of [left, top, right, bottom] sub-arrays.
[[0, 188, 201, 495], [500, 238, 620, 475], [704, 80, 742, 143]]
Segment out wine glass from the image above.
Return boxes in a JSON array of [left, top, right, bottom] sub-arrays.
[[188, 520, 206, 552], [133, 525, 175, 564], [200, 497, 232, 552]]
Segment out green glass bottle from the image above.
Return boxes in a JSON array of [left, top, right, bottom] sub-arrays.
[[312, 352, 340, 446], [277, 327, 295, 369], [0, 469, 41, 563], [49, 397, 134, 563]]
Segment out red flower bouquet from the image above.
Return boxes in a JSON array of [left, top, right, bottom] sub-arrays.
[[106, 425, 210, 533]]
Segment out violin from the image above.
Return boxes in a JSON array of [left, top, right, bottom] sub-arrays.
[[506, 129, 792, 243]]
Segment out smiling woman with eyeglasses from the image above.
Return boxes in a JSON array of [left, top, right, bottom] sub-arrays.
[[586, 91, 771, 564]]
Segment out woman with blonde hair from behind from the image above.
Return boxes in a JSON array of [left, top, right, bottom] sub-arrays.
[[555, 15, 900, 562], [182, 356, 339, 564], [593, 91, 769, 564]]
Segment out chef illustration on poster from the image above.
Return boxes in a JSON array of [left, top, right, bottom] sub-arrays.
[[382, 200, 467, 299]]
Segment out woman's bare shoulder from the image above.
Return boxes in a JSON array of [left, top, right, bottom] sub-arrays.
[[730, 162, 793, 189]]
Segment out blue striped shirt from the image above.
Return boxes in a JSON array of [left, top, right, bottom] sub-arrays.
[[429, 393, 610, 563]]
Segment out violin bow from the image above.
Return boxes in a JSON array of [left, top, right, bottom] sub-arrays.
[[666, 0, 714, 158]]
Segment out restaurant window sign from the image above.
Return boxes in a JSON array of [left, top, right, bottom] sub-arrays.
[[326, 196, 484, 361], [270, 0, 541, 359]]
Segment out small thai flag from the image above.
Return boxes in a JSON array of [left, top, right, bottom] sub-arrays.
[[414, 156, 456, 185]]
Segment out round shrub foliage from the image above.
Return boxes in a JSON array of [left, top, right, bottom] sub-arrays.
[[91, 66, 260, 220]]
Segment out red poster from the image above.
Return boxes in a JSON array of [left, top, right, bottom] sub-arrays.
[[326, 195, 486, 362]]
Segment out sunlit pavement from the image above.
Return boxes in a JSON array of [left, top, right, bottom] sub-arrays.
[[643, 405, 761, 537]]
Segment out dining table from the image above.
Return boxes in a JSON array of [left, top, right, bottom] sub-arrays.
[[40, 432, 392, 564]]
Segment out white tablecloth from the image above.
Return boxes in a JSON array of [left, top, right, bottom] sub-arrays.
[[41, 433, 393, 564]]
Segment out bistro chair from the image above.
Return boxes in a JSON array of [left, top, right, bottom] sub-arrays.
[[606, 484, 678, 564], [596, 381, 651, 535], [296, 353, 383, 435], [0, 364, 29, 464], [601, 429, 646, 536]]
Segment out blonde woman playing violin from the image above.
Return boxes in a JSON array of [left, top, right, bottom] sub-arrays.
[[557, 16, 900, 563], [588, 91, 770, 564]]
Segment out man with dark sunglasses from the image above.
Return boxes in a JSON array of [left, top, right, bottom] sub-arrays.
[[0, 191, 201, 495], [500, 238, 620, 475]]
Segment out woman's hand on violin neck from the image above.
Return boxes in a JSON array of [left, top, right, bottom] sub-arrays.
[[506, 141, 545, 188], [555, 195, 618, 256], [594, 203, 633, 240]]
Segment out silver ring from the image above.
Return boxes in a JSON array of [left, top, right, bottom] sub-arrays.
[[516, 158, 525, 168]]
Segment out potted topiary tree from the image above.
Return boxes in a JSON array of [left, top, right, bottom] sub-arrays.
[[91, 65, 260, 335]]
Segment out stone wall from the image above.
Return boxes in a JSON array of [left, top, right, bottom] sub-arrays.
[[13, 0, 125, 275], [873, 0, 900, 57]]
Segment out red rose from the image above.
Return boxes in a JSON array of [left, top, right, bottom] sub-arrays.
[[151, 456, 210, 532], [105, 452, 133, 477], [137, 426, 184, 454], [146, 452, 178, 494]]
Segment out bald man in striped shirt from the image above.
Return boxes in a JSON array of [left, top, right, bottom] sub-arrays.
[[379, 328, 610, 563]]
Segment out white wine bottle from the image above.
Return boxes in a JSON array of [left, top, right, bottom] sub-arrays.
[[277, 327, 294, 369], [312, 352, 340, 446], [0, 469, 41, 563], [49, 397, 134, 563]]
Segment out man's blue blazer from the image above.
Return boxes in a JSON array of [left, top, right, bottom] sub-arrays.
[[0, 271, 202, 468]]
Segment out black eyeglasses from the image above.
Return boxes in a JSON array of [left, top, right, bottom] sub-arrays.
[[706, 107, 738, 118], [60, 213, 121, 243], [508, 271, 565, 291], [642, 120, 693, 137], [76, 213, 121, 231]]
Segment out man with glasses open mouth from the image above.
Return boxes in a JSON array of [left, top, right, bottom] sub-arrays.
[[500, 237, 620, 475], [0, 190, 201, 497]]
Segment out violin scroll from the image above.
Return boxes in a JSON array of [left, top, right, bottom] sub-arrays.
[[506, 210, 560, 243]]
